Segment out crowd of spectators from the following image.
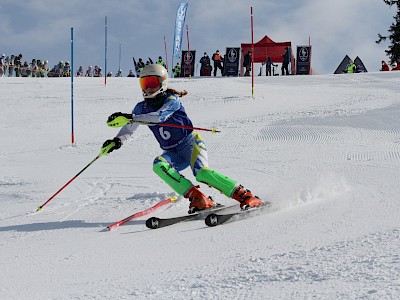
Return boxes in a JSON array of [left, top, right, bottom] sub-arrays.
[[0, 52, 112, 78], [2, 51, 398, 78]]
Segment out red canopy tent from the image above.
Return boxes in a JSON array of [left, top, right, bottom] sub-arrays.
[[240, 35, 294, 75]]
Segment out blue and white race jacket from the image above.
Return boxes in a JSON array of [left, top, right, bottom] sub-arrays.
[[116, 93, 193, 150]]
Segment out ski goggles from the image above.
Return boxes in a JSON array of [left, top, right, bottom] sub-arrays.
[[139, 75, 162, 90]]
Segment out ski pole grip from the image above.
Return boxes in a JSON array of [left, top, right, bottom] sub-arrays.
[[107, 112, 132, 127]]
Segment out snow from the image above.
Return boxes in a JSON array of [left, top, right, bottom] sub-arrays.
[[1, 72, 400, 299]]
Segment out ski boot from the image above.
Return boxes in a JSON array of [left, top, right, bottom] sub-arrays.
[[231, 185, 264, 209], [186, 185, 216, 214]]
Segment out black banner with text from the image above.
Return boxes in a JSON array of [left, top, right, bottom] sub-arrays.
[[180, 50, 196, 77], [224, 47, 240, 76], [296, 46, 312, 75]]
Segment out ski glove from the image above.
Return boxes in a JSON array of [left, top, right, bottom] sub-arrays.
[[100, 137, 122, 156], [107, 112, 133, 127]]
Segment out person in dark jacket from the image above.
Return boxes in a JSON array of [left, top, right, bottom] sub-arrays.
[[281, 47, 290, 75], [199, 52, 212, 76], [264, 56, 277, 76], [243, 51, 252, 76], [14, 54, 22, 77]]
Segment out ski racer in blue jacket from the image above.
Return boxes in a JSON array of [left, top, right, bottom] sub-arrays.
[[101, 64, 264, 213]]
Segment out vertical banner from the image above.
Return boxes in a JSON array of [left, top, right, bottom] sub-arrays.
[[70, 27, 75, 145], [173, 2, 188, 60], [180, 50, 195, 77], [296, 46, 312, 75], [224, 47, 240, 76]]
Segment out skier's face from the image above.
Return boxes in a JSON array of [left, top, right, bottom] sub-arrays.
[[140, 75, 162, 96]]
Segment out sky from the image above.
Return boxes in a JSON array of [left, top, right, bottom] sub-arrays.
[[0, 0, 396, 75]]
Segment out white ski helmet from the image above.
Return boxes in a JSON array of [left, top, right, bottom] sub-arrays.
[[139, 64, 168, 98]]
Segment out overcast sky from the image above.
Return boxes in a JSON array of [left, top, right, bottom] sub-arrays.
[[0, 0, 396, 75]]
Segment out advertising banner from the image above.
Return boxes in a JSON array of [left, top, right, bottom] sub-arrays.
[[296, 46, 312, 75], [224, 47, 240, 76], [173, 3, 188, 59], [180, 50, 196, 77]]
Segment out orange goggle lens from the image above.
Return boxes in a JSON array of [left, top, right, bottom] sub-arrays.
[[139, 76, 162, 90]]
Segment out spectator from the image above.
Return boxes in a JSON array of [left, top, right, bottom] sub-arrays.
[[137, 58, 145, 75], [264, 56, 277, 76], [392, 62, 400, 71], [173, 62, 181, 78], [93, 66, 100, 77], [31, 59, 39, 77], [85, 66, 93, 77], [39, 60, 49, 77], [380, 61, 390, 71], [56, 61, 65, 77], [156, 56, 166, 68], [243, 51, 252, 76], [199, 52, 212, 76], [107, 71, 112, 77], [14, 54, 22, 77], [63, 61, 71, 77], [21, 62, 29, 77], [344, 59, 356, 73], [98, 67, 103, 77], [127, 70, 135, 77], [281, 47, 290, 75], [7, 55, 15, 77], [212, 50, 224, 76], [0, 54, 5, 77], [116, 69, 122, 77], [76, 66, 84, 77]]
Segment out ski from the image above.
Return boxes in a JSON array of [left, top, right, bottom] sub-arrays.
[[204, 202, 271, 227], [107, 196, 178, 230], [145, 204, 230, 229]]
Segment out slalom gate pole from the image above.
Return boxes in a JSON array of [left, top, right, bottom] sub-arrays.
[[104, 16, 108, 86], [71, 27, 75, 145], [107, 196, 178, 230], [37, 154, 102, 211], [250, 6, 255, 99]]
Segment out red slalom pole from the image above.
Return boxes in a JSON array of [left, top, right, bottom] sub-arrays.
[[37, 154, 101, 211], [107, 196, 178, 230], [251, 6, 255, 98]]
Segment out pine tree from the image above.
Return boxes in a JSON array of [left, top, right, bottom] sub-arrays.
[[376, 1, 400, 65]]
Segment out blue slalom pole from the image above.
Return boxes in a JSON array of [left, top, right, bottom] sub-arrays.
[[104, 16, 107, 86], [71, 27, 75, 145]]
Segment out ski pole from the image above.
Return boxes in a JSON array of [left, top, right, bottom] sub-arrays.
[[37, 153, 104, 211], [106, 196, 178, 230], [107, 113, 221, 133]]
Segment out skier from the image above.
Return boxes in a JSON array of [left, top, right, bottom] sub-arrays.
[[101, 64, 264, 213]]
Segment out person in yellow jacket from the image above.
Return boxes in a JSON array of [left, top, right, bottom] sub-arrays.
[[345, 59, 356, 73]]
